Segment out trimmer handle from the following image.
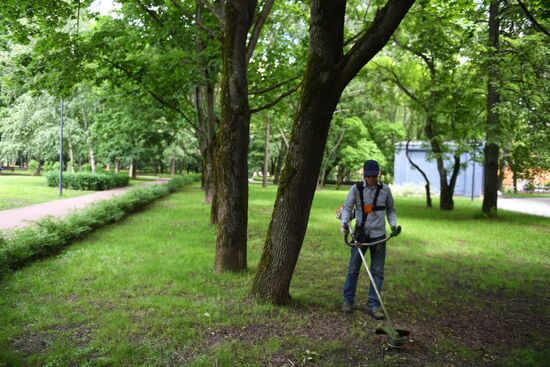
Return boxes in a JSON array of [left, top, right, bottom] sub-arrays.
[[344, 225, 402, 248]]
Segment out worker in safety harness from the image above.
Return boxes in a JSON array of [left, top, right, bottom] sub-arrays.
[[339, 159, 399, 318]]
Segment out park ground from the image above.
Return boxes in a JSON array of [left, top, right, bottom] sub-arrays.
[[0, 182, 549, 366]]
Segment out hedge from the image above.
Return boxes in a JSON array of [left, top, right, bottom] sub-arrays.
[[45, 172, 130, 190], [0, 175, 197, 277]]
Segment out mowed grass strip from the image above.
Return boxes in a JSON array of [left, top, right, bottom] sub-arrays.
[[0, 175, 90, 210], [0, 174, 166, 211], [0, 184, 549, 366]]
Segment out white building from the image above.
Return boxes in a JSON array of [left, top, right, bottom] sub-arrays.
[[393, 142, 484, 198]]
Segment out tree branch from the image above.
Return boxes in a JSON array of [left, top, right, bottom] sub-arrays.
[[278, 126, 289, 149], [250, 81, 301, 114], [249, 76, 300, 95], [393, 35, 435, 75], [197, 0, 225, 27], [516, 0, 550, 38], [375, 61, 427, 110], [246, 0, 275, 63], [135, 0, 163, 26], [169, 0, 218, 38], [337, 0, 416, 89], [102, 57, 197, 130]]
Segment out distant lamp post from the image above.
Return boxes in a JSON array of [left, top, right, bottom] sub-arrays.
[[59, 99, 64, 196]]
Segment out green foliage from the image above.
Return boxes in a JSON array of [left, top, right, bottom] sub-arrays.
[[0, 175, 196, 276], [45, 172, 130, 191], [28, 160, 39, 172]]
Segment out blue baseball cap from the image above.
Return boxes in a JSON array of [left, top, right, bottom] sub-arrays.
[[363, 160, 380, 177]]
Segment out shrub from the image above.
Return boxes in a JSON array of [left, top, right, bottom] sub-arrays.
[[80, 163, 92, 172], [45, 172, 130, 191], [28, 160, 39, 172], [0, 175, 198, 275]]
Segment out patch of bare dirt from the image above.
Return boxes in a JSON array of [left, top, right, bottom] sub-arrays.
[[11, 323, 93, 356]]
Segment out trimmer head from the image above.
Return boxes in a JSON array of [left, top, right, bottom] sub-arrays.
[[375, 325, 410, 348]]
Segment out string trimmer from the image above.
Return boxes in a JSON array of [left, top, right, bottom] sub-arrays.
[[344, 225, 410, 348]]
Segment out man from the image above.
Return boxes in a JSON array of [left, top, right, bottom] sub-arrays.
[[339, 159, 399, 318]]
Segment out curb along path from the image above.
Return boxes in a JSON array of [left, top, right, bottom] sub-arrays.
[[0, 179, 170, 232]]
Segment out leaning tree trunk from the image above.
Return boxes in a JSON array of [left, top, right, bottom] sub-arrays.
[[214, 0, 255, 272], [273, 134, 288, 184], [251, 0, 415, 304], [318, 126, 346, 189], [482, 0, 500, 215], [405, 140, 432, 207]]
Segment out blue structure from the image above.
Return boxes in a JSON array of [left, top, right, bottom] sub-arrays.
[[393, 142, 484, 198]]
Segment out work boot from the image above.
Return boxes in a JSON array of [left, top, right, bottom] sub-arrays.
[[341, 302, 353, 314], [369, 307, 385, 320]]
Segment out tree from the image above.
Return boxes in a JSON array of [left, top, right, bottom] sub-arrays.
[[0, 92, 61, 174], [482, 0, 501, 215], [252, 0, 415, 304], [374, 0, 483, 210]]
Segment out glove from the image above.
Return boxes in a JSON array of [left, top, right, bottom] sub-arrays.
[[340, 222, 350, 234], [391, 225, 401, 237]]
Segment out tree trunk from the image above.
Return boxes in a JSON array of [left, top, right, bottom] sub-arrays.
[[170, 156, 176, 176], [129, 159, 137, 179], [336, 165, 345, 190], [263, 116, 270, 187], [252, 0, 415, 304], [498, 155, 505, 192], [32, 160, 43, 176], [89, 147, 96, 174], [68, 141, 76, 174], [405, 140, 431, 207], [214, 0, 256, 272], [195, 4, 217, 206], [482, 0, 500, 216], [318, 126, 346, 189], [204, 82, 217, 206], [115, 159, 120, 173], [273, 134, 288, 185], [424, 115, 458, 210]]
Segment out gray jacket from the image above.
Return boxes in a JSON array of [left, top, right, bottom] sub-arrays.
[[340, 181, 397, 238]]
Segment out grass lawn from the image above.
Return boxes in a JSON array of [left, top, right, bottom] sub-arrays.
[[0, 175, 167, 211], [0, 175, 90, 211], [0, 184, 549, 366]]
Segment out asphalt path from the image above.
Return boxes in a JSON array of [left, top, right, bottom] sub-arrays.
[[498, 196, 550, 218], [0, 179, 169, 232]]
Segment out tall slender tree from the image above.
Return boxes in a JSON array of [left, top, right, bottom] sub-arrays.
[[482, 0, 501, 215]]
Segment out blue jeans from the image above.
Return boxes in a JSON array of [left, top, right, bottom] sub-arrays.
[[343, 235, 386, 310]]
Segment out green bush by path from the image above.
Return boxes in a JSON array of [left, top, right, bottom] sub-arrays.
[[45, 172, 130, 190], [0, 176, 196, 276]]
